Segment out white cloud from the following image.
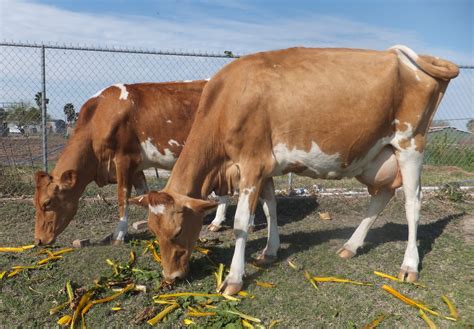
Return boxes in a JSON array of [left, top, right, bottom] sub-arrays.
[[1, 0, 471, 64]]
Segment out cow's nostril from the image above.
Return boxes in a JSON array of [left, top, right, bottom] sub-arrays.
[[34, 239, 42, 246]]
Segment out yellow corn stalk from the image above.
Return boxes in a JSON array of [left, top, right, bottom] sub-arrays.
[[222, 294, 240, 301], [105, 259, 119, 276], [373, 271, 425, 287], [312, 276, 372, 286], [304, 271, 319, 290], [37, 255, 62, 265], [110, 307, 122, 311], [147, 304, 179, 325], [238, 291, 255, 299], [187, 311, 217, 317], [183, 318, 195, 325], [66, 281, 74, 304], [57, 315, 72, 326], [419, 310, 438, 329], [148, 244, 161, 263], [0, 244, 35, 252], [381, 285, 439, 317], [0, 271, 7, 279], [225, 309, 261, 323], [128, 250, 136, 267], [268, 319, 281, 328], [363, 314, 386, 329], [7, 268, 24, 277], [441, 295, 459, 320], [255, 281, 276, 288], [71, 290, 94, 329], [287, 260, 299, 270]]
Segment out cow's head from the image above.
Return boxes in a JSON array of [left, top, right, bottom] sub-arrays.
[[33, 170, 79, 245], [129, 191, 217, 282]]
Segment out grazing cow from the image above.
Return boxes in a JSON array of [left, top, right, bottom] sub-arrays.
[[128, 45, 459, 294], [34, 81, 215, 245]]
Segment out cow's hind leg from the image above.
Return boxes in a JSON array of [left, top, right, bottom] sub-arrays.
[[208, 195, 229, 232], [112, 158, 134, 245], [132, 170, 149, 195], [338, 146, 399, 258], [396, 149, 423, 282]]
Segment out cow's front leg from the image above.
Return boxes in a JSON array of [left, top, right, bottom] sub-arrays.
[[113, 159, 133, 245], [219, 181, 261, 295], [397, 149, 423, 282]]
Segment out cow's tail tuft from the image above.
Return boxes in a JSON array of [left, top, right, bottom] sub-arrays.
[[389, 45, 459, 80]]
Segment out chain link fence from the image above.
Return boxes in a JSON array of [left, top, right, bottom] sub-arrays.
[[0, 42, 472, 198]]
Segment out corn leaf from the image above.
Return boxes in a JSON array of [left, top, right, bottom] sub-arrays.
[[156, 292, 221, 299], [225, 309, 261, 323], [37, 255, 62, 265], [312, 276, 372, 286], [194, 246, 211, 255], [304, 271, 319, 290], [255, 281, 276, 288], [81, 284, 134, 316], [187, 311, 216, 317], [215, 263, 224, 291], [0, 244, 35, 252], [381, 285, 439, 317], [373, 271, 425, 287], [363, 314, 386, 329], [238, 291, 255, 299], [268, 319, 281, 328], [57, 315, 72, 326], [242, 319, 255, 328], [147, 304, 179, 325], [441, 295, 459, 320], [183, 318, 195, 325]]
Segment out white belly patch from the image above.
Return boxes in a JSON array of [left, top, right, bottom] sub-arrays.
[[139, 138, 177, 170]]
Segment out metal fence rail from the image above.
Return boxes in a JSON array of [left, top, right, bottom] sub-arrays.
[[0, 42, 472, 197]]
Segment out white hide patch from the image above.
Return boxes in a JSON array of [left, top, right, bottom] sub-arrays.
[[391, 121, 417, 151], [113, 83, 129, 100], [149, 204, 166, 215], [166, 120, 172, 124], [139, 138, 177, 170], [168, 139, 181, 147], [389, 45, 421, 81]]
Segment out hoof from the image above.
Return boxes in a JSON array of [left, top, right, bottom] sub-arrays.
[[207, 223, 222, 232], [248, 225, 255, 234], [398, 270, 418, 282], [254, 254, 277, 267], [218, 281, 243, 296], [112, 239, 124, 246], [336, 247, 356, 259]]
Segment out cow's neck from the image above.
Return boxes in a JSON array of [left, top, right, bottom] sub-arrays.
[[52, 132, 96, 195], [165, 131, 223, 199]]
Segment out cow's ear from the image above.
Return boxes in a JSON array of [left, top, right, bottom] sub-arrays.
[[183, 197, 219, 215], [34, 171, 51, 186], [59, 170, 77, 190], [128, 195, 149, 207]]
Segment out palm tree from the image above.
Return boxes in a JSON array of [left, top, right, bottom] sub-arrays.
[[63, 103, 76, 123]]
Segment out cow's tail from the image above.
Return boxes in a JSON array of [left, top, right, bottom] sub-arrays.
[[389, 45, 459, 80]]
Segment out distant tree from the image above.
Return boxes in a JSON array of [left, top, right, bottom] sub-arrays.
[[6, 104, 48, 129], [431, 119, 450, 128], [34, 92, 49, 109], [63, 103, 76, 123], [467, 119, 474, 133]]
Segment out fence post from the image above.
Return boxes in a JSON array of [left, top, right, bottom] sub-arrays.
[[288, 172, 293, 193], [41, 45, 48, 172]]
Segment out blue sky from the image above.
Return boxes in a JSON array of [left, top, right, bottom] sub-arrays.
[[1, 0, 472, 63]]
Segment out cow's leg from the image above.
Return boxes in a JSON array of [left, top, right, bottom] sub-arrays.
[[132, 170, 149, 195], [113, 158, 133, 245], [397, 149, 424, 282], [255, 178, 279, 265], [337, 188, 393, 258], [208, 195, 228, 232], [219, 172, 262, 295]]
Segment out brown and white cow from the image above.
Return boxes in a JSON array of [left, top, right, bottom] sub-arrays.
[[131, 45, 459, 294], [34, 81, 215, 245]]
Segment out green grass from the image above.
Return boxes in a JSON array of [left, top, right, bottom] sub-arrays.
[[1, 193, 473, 327]]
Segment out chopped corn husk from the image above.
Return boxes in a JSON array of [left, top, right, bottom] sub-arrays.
[[255, 281, 276, 288], [49, 301, 70, 315], [238, 291, 255, 299], [148, 245, 161, 263], [183, 318, 195, 325], [304, 271, 319, 290], [419, 310, 438, 329], [157, 292, 221, 299], [381, 285, 439, 317], [57, 315, 72, 326], [373, 271, 425, 287], [268, 319, 281, 328], [287, 260, 299, 270], [225, 310, 261, 323], [7, 268, 23, 277], [71, 290, 94, 329], [105, 259, 119, 276], [147, 304, 179, 325], [222, 294, 240, 301], [66, 281, 74, 304], [110, 307, 122, 311], [363, 314, 386, 329], [242, 319, 255, 328], [194, 246, 211, 255], [0, 271, 7, 279], [441, 295, 459, 320], [128, 250, 136, 267], [11, 265, 38, 270], [215, 263, 224, 291], [0, 244, 35, 252], [312, 276, 372, 286], [82, 284, 134, 315]]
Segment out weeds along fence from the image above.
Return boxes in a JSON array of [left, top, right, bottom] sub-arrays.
[[0, 42, 473, 198]]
